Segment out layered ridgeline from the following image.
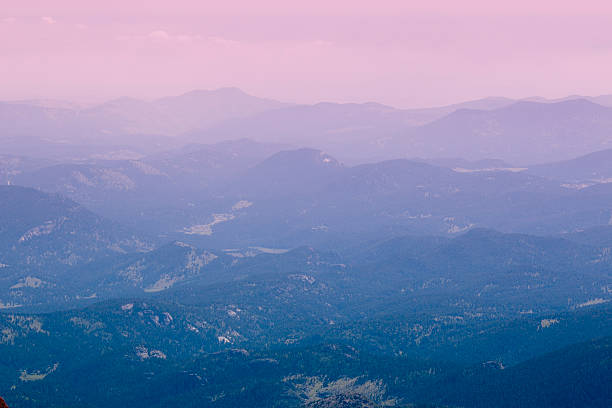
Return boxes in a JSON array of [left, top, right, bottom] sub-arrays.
[[7, 144, 612, 249], [2, 197, 611, 312], [8, 139, 289, 233], [187, 97, 612, 164], [0, 90, 517, 161], [392, 99, 612, 165], [2, 93, 612, 407], [1, 185, 611, 406], [0, 88, 287, 152], [1, 206, 611, 406], [4, 91, 612, 165]]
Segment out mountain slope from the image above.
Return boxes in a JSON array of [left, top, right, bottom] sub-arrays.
[[528, 148, 612, 182], [0, 88, 288, 148], [234, 148, 345, 197], [1, 301, 610, 408], [0, 186, 151, 308], [153, 87, 288, 133], [426, 336, 612, 408], [395, 99, 612, 164], [187, 99, 515, 162], [0, 186, 149, 265]]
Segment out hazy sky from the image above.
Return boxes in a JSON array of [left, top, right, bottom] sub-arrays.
[[2, 0, 612, 108]]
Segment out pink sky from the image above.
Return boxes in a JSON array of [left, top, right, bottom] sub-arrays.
[[2, 0, 612, 107]]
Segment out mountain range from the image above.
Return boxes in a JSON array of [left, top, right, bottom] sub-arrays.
[[7, 143, 612, 250], [5, 90, 612, 164], [2, 89, 612, 407]]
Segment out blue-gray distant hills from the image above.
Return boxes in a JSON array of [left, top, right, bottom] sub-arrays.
[[0, 88, 288, 157], [394, 99, 612, 165], [7, 142, 612, 249], [3, 90, 612, 408], [527, 148, 612, 182], [185, 95, 612, 164], [4, 89, 612, 164]]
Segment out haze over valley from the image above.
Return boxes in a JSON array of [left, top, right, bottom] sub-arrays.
[[1, 2, 612, 407]]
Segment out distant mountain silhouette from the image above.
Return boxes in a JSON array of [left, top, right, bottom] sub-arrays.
[[6, 91, 612, 164], [186, 97, 517, 162], [0, 88, 287, 145], [521, 94, 612, 107], [394, 99, 612, 164]]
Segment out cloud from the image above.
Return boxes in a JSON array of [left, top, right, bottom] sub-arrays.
[[41, 16, 56, 24], [2, 17, 17, 24], [75, 23, 88, 30]]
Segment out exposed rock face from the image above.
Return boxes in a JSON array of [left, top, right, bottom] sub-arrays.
[[0, 397, 9, 408]]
